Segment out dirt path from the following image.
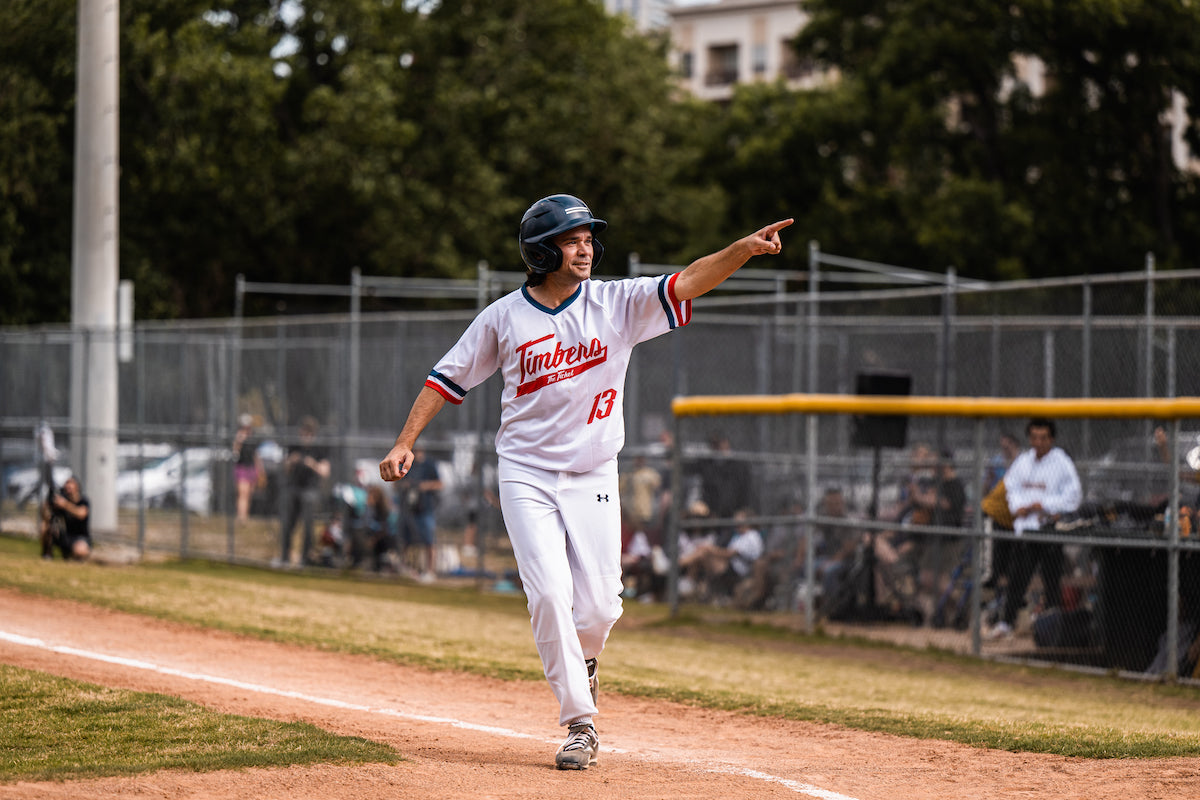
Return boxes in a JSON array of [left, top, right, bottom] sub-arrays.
[[0, 590, 1196, 800]]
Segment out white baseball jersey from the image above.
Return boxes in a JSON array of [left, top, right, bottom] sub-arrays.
[[425, 274, 692, 472]]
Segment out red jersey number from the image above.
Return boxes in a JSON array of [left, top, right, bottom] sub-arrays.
[[588, 389, 618, 424]]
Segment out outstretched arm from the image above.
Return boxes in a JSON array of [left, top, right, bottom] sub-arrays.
[[379, 386, 447, 481], [672, 219, 794, 302]]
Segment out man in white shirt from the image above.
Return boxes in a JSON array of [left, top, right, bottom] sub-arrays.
[[990, 417, 1082, 638]]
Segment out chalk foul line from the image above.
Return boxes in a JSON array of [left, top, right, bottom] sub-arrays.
[[0, 629, 859, 800]]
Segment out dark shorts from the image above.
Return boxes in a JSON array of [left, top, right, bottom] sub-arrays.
[[405, 512, 436, 547]]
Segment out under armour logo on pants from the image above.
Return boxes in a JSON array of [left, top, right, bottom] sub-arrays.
[[597, 494, 609, 502]]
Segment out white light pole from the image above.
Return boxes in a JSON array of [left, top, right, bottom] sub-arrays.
[[70, 0, 120, 537]]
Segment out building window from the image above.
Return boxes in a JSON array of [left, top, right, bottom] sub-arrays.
[[706, 44, 738, 86], [781, 39, 815, 81], [679, 50, 694, 79], [752, 43, 768, 75]]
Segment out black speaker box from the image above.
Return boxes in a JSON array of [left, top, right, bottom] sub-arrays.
[[851, 371, 911, 449]]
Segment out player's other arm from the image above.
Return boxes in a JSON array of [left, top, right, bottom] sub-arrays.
[[672, 219, 794, 302], [380, 386, 446, 481]]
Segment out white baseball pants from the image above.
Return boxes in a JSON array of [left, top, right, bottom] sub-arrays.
[[498, 456, 624, 726]]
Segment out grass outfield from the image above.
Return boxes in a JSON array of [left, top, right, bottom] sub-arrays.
[[1, 532, 1199, 778]]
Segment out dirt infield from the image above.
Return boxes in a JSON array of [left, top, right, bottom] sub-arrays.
[[0, 590, 1197, 800]]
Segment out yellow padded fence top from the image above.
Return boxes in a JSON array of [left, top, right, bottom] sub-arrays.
[[671, 393, 1200, 420]]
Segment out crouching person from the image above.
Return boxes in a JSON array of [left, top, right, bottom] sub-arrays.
[[43, 477, 92, 561]]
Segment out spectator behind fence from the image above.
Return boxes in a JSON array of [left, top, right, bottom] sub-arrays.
[[909, 451, 968, 620], [808, 487, 859, 603], [231, 413, 263, 522], [365, 484, 399, 573], [868, 443, 942, 621], [677, 500, 716, 599], [620, 454, 664, 535], [985, 432, 1022, 494], [277, 416, 331, 568], [1145, 587, 1200, 678], [398, 446, 442, 582], [902, 449, 967, 529], [678, 508, 764, 604], [696, 434, 751, 522], [739, 496, 805, 612], [987, 417, 1082, 639], [461, 458, 501, 563], [620, 509, 662, 602], [41, 477, 91, 561]]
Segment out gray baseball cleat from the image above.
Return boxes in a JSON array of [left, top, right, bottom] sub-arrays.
[[555, 721, 599, 770], [586, 657, 598, 707]]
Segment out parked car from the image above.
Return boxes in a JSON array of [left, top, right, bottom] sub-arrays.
[[116, 447, 215, 515], [5, 442, 182, 509], [4, 463, 74, 508]]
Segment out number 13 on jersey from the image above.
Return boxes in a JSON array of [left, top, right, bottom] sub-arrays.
[[588, 389, 618, 424]]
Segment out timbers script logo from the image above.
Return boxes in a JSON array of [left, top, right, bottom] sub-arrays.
[[515, 333, 608, 396]]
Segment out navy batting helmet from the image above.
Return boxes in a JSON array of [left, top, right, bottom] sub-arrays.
[[518, 194, 607, 275]]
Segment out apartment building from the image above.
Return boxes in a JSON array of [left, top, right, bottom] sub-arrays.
[[603, 0, 671, 32], [667, 0, 819, 102]]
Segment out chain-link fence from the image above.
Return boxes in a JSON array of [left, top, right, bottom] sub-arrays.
[[3, 253, 1199, 680], [666, 395, 1200, 683]]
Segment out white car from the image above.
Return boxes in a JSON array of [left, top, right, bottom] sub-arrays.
[[116, 447, 215, 515], [5, 464, 74, 507]]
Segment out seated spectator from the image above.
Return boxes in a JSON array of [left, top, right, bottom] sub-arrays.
[[909, 452, 969, 622], [620, 511, 662, 602], [676, 500, 716, 599], [1145, 589, 1200, 678], [365, 485, 398, 573], [679, 508, 764, 604], [318, 510, 348, 568], [739, 497, 805, 611], [41, 477, 91, 561], [872, 443, 943, 594], [807, 487, 863, 611]]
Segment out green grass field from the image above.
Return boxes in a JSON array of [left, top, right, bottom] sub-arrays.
[[1, 532, 1199, 783], [0, 664, 399, 782]]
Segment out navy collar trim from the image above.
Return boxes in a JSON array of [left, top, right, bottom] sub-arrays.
[[521, 283, 582, 314]]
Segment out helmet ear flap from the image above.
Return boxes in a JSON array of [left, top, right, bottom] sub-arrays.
[[521, 241, 562, 275]]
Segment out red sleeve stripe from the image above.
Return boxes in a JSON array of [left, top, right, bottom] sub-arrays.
[[660, 272, 692, 329], [425, 372, 465, 405]]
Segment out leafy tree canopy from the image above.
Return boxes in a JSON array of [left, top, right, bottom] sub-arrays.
[[4, 0, 1200, 322], [708, 0, 1200, 281], [1, 0, 722, 322]]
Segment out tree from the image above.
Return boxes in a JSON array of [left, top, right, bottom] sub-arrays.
[[1, 0, 727, 322], [386, 0, 724, 281], [120, 1, 296, 318], [779, 0, 1200, 279], [0, 3, 76, 325]]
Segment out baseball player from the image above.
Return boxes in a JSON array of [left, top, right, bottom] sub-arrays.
[[379, 194, 792, 769]]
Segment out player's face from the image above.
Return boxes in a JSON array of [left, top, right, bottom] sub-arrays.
[[552, 225, 595, 282]]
